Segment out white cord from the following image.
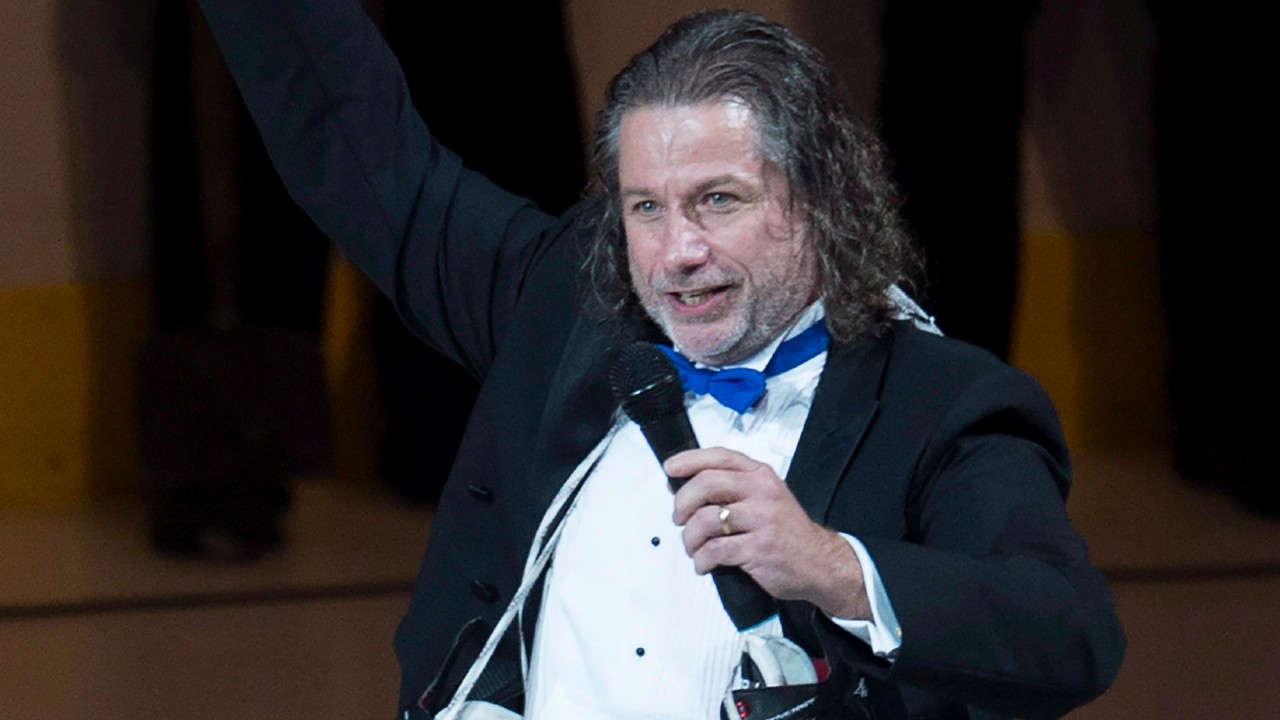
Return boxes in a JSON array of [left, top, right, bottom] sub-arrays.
[[432, 421, 622, 720]]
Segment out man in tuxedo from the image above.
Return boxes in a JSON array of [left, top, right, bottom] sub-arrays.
[[198, 1, 1125, 717]]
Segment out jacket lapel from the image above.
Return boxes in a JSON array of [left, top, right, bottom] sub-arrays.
[[787, 333, 893, 524], [523, 312, 662, 521], [516, 313, 660, 648]]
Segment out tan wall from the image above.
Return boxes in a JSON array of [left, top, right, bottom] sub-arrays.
[[1, 1, 152, 503], [0, 0, 1166, 505], [0, 1, 150, 288]]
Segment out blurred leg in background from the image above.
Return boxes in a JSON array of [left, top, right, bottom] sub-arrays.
[[138, 0, 332, 560], [879, 4, 1038, 360], [1152, 7, 1278, 517]]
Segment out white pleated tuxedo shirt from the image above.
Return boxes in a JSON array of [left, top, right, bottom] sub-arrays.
[[525, 304, 901, 719]]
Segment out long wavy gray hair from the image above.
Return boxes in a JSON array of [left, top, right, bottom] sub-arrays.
[[582, 9, 919, 344]]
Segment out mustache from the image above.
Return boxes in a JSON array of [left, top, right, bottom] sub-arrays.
[[647, 268, 740, 293]]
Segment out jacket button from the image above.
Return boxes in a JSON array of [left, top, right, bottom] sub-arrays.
[[467, 485, 495, 503], [470, 580, 499, 603]]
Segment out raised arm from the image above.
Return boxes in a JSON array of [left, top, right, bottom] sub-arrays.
[[196, 0, 562, 378]]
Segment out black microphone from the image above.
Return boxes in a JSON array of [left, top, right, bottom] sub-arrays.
[[609, 341, 778, 630], [609, 342, 698, 491]]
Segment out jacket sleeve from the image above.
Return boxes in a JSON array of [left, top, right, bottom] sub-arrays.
[[804, 350, 1125, 720], [874, 368, 1123, 719], [195, 0, 562, 379]]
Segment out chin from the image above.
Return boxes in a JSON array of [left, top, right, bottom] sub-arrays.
[[646, 305, 755, 365], [671, 328, 757, 366]]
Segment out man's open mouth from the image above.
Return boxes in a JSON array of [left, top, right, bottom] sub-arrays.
[[676, 289, 718, 306], [663, 283, 734, 314]]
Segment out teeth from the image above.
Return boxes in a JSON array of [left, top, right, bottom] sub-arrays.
[[679, 291, 710, 305]]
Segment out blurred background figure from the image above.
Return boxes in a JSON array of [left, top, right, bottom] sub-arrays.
[[879, 3, 1038, 360], [134, 0, 588, 560], [1150, 6, 1278, 517], [137, 0, 332, 560]]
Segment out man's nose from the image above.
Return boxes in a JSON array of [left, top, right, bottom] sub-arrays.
[[661, 211, 710, 268]]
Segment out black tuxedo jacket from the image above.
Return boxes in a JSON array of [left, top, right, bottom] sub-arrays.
[[200, 0, 1125, 717]]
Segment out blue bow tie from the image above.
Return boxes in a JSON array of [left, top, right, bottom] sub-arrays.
[[658, 321, 831, 413]]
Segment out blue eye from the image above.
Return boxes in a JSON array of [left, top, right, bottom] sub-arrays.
[[633, 200, 660, 215], [705, 192, 735, 207]]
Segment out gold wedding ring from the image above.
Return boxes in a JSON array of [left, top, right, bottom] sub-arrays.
[[718, 505, 733, 536]]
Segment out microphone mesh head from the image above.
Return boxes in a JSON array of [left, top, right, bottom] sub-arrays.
[[609, 342, 686, 425]]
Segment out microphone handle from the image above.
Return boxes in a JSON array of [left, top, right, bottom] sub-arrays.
[[638, 417, 780, 631], [710, 567, 779, 630], [638, 417, 698, 493]]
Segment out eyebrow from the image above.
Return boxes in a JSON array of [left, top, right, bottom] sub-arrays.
[[690, 174, 746, 197], [619, 187, 652, 200]]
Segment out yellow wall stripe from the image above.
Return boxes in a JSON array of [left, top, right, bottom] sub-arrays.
[[0, 281, 152, 505]]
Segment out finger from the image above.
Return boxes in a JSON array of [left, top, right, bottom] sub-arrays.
[[686, 529, 742, 575], [664, 447, 762, 478], [691, 537, 734, 575], [689, 531, 752, 576], [681, 504, 720, 557], [672, 469, 742, 524], [672, 460, 789, 525], [682, 502, 751, 559]]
